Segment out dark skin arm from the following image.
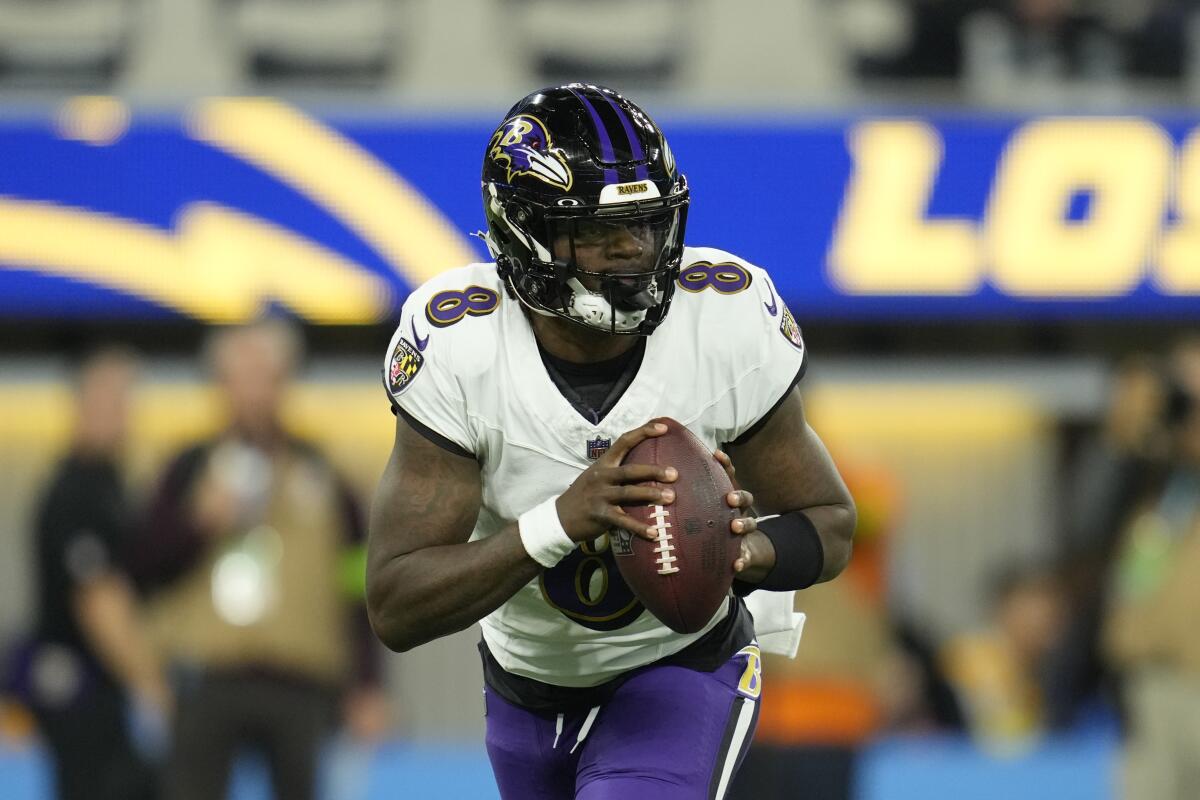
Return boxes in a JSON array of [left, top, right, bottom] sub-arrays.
[[366, 386, 835, 651], [723, 388, 856, 585], [366, 419, 522, 653], [366, 418, 678, 653]]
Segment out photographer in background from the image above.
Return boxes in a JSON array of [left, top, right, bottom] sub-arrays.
[[132, 318, 385, 800]]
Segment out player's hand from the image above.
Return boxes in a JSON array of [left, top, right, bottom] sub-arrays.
[[191, 473, 242, 538], [556, 422, 678, 543], [714, 449, 769, 576], [715, 449, 757, 536], [128, 680, 173, 760]]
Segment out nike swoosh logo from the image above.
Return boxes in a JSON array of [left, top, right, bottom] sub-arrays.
[[763, 281, 778, 317], [411, 317, 429, 351]]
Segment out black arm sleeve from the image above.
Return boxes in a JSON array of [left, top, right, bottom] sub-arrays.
[[732, 510, 824, 595]]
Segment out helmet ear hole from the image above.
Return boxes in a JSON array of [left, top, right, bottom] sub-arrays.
[[508, 203, 532, 226], [520, 273, 562, 309]]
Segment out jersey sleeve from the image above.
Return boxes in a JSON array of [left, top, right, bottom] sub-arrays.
[[381, 296, 476, 457], [720, 261, 809, 445]]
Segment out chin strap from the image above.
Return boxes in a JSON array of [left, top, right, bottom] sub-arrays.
[[470, 229, 500, 260], [565, 277, 646, 332]]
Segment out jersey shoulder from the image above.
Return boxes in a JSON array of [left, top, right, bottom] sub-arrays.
[[401, 262, 506, 325], [671, 245, 806, 364], [674, 246, 782, 328], [677, 245, 776, 304], [383, 262, 506, 399]]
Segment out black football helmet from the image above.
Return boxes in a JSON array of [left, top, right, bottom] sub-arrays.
[[479, 84, 689, 335]]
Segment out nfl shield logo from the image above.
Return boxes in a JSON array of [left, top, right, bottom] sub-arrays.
[[586, 437, 611, 461]]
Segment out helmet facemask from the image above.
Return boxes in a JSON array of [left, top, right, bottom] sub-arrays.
[[484, 182, 689, 336]]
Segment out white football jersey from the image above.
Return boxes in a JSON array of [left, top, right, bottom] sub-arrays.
[[382, 246, 808, 687]]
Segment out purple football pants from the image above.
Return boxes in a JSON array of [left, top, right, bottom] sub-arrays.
[[484, 647, 761, 800]]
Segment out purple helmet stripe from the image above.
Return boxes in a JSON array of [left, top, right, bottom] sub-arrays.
[[568, 87, 619, 185], [602, 94, 650, 181]]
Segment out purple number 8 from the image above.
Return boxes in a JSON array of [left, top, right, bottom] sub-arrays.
[[425, 285, 500, 328], [677, 262, 752, 294]]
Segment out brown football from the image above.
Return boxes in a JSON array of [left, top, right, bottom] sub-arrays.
[[615, 417, 739, 633]]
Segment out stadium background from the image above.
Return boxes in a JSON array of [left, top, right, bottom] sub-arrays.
[[1, 0, 1196, 797]]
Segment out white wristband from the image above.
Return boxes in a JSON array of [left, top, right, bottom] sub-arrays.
[[518, 495, 576, 568]]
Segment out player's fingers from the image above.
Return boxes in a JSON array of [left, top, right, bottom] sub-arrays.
[[732, 515, 757, 536], [726, 489, 754, 509], [714, 449, 741, 489], [733, 540, 753, 572], [600, 421, 668, 465], [601, 464, 677, 485], [602, 508, 659, 541], [606, 484, 674, 506]]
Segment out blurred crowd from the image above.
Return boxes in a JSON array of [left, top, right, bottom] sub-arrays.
[[5, 0, 1200, 105], [857, 0, 1200, 91], [733, 333, 1200, 800], [5, 321, 1200, 800], [0, 320, 386, 800]]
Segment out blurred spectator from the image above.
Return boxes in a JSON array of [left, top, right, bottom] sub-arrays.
[[859, 0, 1132, 103], [880, 620, 966, 735], [967, 0, 1120, 81], [1168, 333, 1200, 396], [1104, 343, 1200, 800], [1042, 357, 1166, 729], [1123, 0, 1200, 78], [855, 0, 985, 79], [1062, 356, 1168, 560], [20, 346, 167, 800], [942, 563, 1068, 750], [131, 319, 385, 800]]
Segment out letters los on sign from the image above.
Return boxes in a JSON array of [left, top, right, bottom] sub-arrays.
[[828, 119, 1200, 298], [2, 107, 1196, 322]]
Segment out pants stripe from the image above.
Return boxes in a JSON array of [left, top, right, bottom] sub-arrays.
[[570, 705, 601, 754], [708, 696, 756, 800]]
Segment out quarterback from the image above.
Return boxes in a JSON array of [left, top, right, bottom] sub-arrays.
[[367, 84, 856, 799]]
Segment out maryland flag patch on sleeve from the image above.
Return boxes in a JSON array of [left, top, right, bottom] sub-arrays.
[[779, 306, 805, 351], [387, 338, 425, 394]]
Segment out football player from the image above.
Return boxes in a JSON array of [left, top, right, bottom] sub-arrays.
[[367, 84, 856, 799]]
